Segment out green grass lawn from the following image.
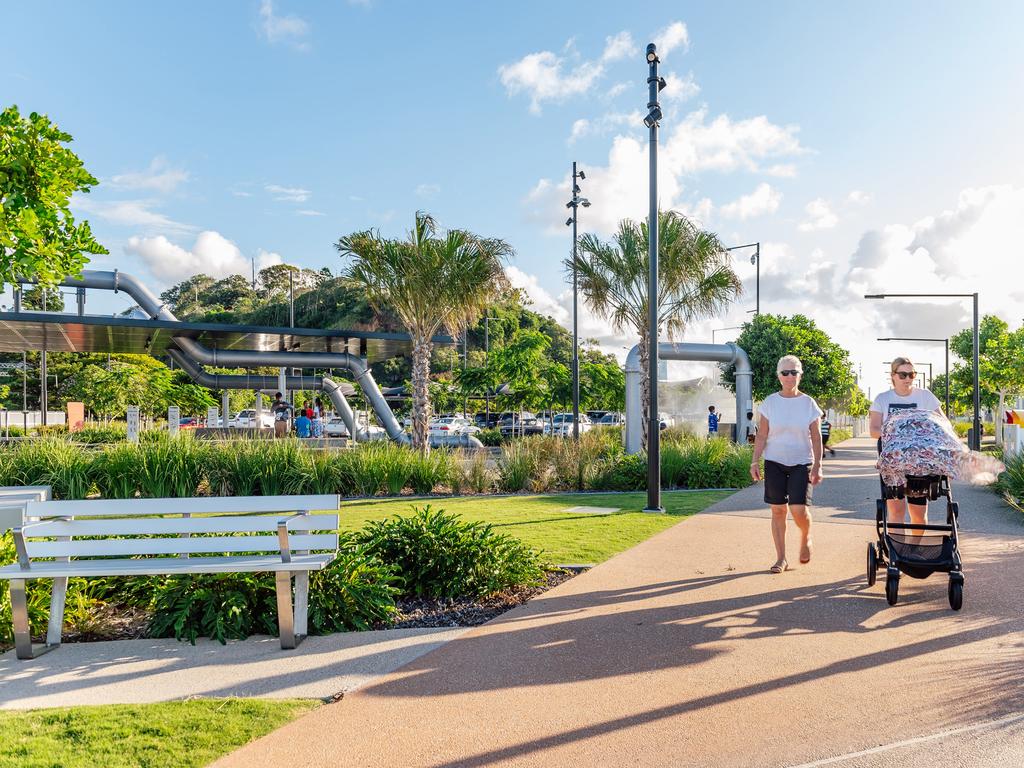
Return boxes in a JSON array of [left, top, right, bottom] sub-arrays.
[[338, 490, 733, 565], [0, 699, 319, 768]]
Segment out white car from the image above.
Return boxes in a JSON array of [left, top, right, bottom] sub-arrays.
[[325, 416, 389, 441], [428, 416, 477, 438], [228, 409, 275, 429], [544, 412, 592, 437]]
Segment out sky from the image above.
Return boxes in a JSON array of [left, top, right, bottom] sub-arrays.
[[4, 1, 1024, 399]]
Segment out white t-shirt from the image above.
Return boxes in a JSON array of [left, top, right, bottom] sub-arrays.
[[758, 392, 824, 466], [870, 388, 942, 425]]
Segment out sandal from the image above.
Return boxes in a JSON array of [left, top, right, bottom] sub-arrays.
[[769, 560, 788, 574], [800, 540, 813, 564]]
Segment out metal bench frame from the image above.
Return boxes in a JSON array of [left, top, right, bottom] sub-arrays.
[[1, 493, 340, 660]]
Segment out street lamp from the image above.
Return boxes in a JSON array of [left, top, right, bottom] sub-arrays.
[[644, 42, 666, 513], [712, 326, 743, 344], [866, 292, 980, 450], [878, 337, 950, 414], [726, 242, 760, 315], [565, 162, 590, 441]]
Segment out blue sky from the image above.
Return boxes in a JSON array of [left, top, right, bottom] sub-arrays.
[[5, 1, 1024, 396]]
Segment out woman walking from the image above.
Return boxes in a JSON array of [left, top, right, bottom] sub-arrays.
[[750, 355, 825, 573]]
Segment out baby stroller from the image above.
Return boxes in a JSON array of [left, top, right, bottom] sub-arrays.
[[867, 474, 963, 610]]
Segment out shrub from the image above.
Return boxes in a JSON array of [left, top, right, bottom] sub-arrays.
[[354, 505, 545, 598], [1, 439, 96, 499], [409, 449, 454, 495], [147, 572, 278, 645], [476, 427, 502, 446], [463, 451, 494, 494], [138, 435, 206, 498], [345, 442, 391, 497], [591, 452, 646, 491], [92, 443, 143, 499], [205, 442, 263, 496], [308, 536, 401, 632], [292, 449, 341, 495], [995, 451, 1024, 511], [496, 441, 541, 492]]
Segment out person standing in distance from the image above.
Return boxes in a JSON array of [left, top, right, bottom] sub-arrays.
[[750, 355, 825, 573], [707, 405, 720, 437], [870, 357, 943, 526]]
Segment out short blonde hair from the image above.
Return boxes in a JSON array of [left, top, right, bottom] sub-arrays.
[[776, 355, 803, 373], [890, 356, 914, 375]]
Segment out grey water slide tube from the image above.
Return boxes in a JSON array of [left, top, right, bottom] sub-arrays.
[[49, 270, 409, 444], [624, 342, 754, 454]]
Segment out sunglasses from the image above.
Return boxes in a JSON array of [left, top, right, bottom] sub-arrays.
[[894, 371, 917, 380], [778, 369, 801, 376]]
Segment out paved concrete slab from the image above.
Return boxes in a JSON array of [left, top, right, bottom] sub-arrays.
[[0, 627, 466, 709], [215, 438, 1024, 768]]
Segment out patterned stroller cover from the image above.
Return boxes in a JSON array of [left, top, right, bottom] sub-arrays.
[[877, 409, 1005, 488]]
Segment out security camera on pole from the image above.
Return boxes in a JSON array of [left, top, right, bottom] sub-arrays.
[[565, 163, 590, 441], [644, 43, 667, 513]]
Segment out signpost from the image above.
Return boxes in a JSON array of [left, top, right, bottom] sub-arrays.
[[168, 406, 180, 437], [127, 406, 140, 444]]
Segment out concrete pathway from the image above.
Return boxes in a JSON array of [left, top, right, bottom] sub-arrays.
[[214, 438, 1024, 767], [0, 627, 466, 709]]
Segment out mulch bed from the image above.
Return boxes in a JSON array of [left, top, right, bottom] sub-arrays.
[[2, 569, 585, 652]]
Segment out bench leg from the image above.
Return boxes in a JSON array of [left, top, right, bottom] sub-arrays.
[[293, 572, 309, 639], [9, 579, 59, 661], [275, 572, 303, 650], [47, 577, 67, 648]]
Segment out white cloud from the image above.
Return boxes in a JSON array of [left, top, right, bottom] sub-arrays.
[[720, 183, 782, 220], [652, 21, 690, 57], [72, 196, 195, 235], [664, 108, 805, 176], [662, 71, 700, 102], [847, 190, 871, 204], [498, 48, 605, 114], [258, 1, 310, 49], [601, 31, 636, 62], [764, 164, 797, 178], [124, 231, 283, 284], [568, 119, 590, 145], [232, 190, 253, 198], [415, 183, 441, 199], [798, 198, 838, 231], [265, 184, 311, 203], [605, 82, 629, 100], [505, 266, 568, 325], [110, 157, 189, 194], [296, 209, 325, 216]]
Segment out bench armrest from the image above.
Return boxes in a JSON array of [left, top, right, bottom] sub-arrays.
[[276, 511, 310, 563], [11, 521, 47, 569]]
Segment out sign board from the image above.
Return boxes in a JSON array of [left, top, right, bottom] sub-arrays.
[[127, 406, 140, 443], [66, 402, 85, 433], [168, 406, 180, 437], [207, 406, 219, 428]]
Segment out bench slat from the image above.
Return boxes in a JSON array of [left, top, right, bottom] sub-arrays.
[[25, 494, 339, 518], [27, 534, 338, 558], [0, 554, 334, 579], [25, 514, 340, 537]]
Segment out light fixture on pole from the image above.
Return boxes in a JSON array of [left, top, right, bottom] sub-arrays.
[[877, 337, 950, 414], [712, 326, 744, 344], [565, 162, 590, 441], [644, 42, 667, 513], [726, 242, 760, 315], [866, 292, 980, 450]]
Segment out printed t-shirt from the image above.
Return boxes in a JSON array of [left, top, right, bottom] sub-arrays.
[[759, 392, 824, 466], [870, 388, 942, 425]]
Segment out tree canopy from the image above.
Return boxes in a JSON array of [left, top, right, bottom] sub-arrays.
[[1, 105, 107, 288]]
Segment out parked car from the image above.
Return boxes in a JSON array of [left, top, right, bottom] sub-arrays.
[[595, 412, 625, 427], [544, 412, 593, 437], [499, 412, 544, 438], [228, 409, 275, 429], [178, 417, 199, 430], [324, 416, 349, 438]]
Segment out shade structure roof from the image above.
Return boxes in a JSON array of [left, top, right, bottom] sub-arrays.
[[0, 312, 446, 364]]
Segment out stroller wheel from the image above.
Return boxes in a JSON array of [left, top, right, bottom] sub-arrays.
[[867, 543, 877, 587], [948, 575, 964, 611], [885, 572, 899, 606]]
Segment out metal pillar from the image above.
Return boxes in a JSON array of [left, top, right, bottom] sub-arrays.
[[972, 293, 981, 451], [644, 43, 663, 512]]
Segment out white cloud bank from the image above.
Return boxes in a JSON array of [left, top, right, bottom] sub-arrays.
[[798, 198, 839, 231], [110, 157, 189, 194], [720, 183, 782, 220], [125, 231, 283, 284], [257, 0, 310, 50]]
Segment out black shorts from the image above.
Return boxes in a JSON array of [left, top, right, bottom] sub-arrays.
[[876, 439, 926, 507], [764, 460, 813, 505]]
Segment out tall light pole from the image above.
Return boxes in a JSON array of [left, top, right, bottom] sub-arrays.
[[866, 292, 980, 450], [726, 242, 760, 315], [565, 163, 590, 440], [878, 337, 950, 414], [644, 43, 666, 512]]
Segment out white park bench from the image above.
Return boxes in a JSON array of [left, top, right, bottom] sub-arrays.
[[1, 493, 340, 660]]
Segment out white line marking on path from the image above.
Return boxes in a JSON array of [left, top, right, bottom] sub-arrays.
[[787, 712, 1024, 767]]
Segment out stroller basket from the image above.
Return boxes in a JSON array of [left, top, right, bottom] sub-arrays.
[[887, 533, 954, 564]]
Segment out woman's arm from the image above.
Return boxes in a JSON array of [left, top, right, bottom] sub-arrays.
[[809, 418, 823, 485], [869, 410, 883, 439], [750, 415, 769, 481]]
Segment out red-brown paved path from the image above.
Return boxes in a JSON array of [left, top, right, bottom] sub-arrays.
[[214, 439, 1024, 767]]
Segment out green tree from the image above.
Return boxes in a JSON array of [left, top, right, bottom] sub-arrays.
[[337, 211, 512, 450], [571, 210, 741, 448], [488, 330, 552, 431], [722, 314, 860, 411], [1, 105, 107, 287], [21, 285, 64, 311], [949, 315, 1024, 441]]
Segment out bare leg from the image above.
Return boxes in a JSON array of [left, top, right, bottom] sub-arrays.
[[907, 501, 928, 537], [770, 504, 789, 570], [790, 504, 813, 563], [886, 498, 907, 524]]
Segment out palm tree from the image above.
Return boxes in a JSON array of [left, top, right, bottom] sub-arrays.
[[568, 210, 742, 448], [336, 212, 511, 450]]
